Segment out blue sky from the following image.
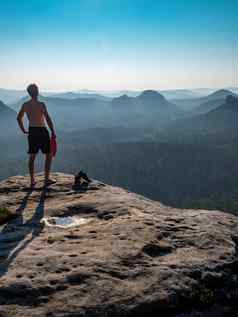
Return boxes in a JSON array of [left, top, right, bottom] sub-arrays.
[[0, 0, 237, 91]]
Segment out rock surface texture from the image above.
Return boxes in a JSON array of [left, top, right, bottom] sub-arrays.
[[0, 173, 238, 317]]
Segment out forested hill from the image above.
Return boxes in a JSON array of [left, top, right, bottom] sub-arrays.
[[172, 89, 237, 111], [160, 95, 238, 143]]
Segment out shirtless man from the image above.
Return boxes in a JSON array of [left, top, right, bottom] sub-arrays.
[[17, 84, 56, 188]]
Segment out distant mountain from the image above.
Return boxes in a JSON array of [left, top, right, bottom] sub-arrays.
[[50, 91, 111, 101], [111, 94, 134, 108], [207, 95, 238, 122], [162, 95, 238, 141], [0, 88, 54, 105], [0, 100, 15, 115], [0, 100, 18, 136], [11, 90, 182, 131], [138, 89, 168, 102], [111, 90, 183, 128], [0, 88, 26, 104], [12, 95, 111, 131], [98, 90, 141, 97], [206, 89, 237, 100], [113, 90, 181, 110], [137, 90, 180, 112], [190, 88, 216, 96], [73, 89, 141, 98], [159, 89, 202, 100], [193, 90, 238, 114], [172, 89, 237, 111], [111, 89, 202, 100], [227, 87, 238, 95], [3, 86, 237, 105], [139, 91, 183, 122]]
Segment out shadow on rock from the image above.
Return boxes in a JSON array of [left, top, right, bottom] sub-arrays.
[[0, 189, 46, 277]]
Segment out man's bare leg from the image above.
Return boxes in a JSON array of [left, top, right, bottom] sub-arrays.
[[29, 154, 37, 187], [44, 153, 55, 186]]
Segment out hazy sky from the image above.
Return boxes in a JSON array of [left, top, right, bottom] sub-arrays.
[[0, 0, 237, 91]]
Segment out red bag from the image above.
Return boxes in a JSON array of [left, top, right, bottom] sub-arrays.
[[51, 135, 57, 157]]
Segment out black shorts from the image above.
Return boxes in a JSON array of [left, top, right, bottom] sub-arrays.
[[28, 127, 51, 154]]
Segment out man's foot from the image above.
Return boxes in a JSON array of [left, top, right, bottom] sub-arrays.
[[44, 179, 56, 187]]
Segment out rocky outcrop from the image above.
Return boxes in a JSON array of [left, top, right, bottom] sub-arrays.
[[1, 173, 238, 316]]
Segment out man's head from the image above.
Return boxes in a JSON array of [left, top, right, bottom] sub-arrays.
[[27, 84, 39, 98]]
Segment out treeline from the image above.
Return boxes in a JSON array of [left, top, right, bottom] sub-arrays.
[[54, 136, 238, 215]]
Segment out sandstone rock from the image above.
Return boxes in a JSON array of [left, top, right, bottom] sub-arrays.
[[0, 173, 238, 316]]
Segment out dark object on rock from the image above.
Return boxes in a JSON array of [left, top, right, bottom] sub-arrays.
[[73, 171, 91, 189], [78, 171, 91, 183]]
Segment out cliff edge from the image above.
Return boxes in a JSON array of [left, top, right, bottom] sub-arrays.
[[0, 173, 238, 317]]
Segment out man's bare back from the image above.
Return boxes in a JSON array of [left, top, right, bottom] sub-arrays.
[[17, 99, 55, 135], [22, 100, 47, 127]]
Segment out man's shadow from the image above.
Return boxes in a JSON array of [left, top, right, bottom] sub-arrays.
[[0, 188, 47, 277]]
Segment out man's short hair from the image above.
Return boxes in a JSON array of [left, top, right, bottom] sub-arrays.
[[27, 84, 39, 98]]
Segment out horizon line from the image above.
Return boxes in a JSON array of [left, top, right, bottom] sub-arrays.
[[0, 85, 238, 94]]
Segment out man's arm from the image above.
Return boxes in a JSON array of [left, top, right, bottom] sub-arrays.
[[42, 103, 56, 137], [17, 104, 28, 134]]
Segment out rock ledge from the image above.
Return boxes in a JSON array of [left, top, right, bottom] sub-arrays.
[[0, 173, 238, 317]]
